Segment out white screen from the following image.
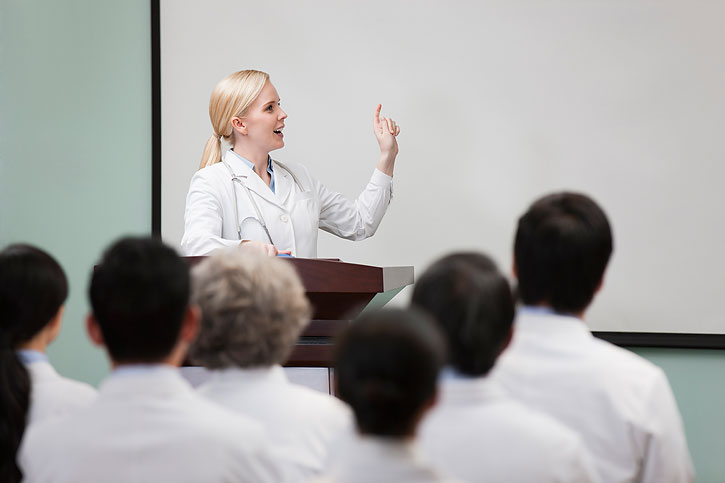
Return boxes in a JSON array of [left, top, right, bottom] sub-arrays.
[[161, 0, 725, 334]]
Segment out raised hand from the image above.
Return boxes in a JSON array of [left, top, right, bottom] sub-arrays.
[[373, 104, 400, 176]]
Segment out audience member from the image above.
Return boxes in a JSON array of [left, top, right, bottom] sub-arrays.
[[412, 252, 599, 482], [18, 237, 285, 483], [320, 308, 455, 483], [0, 244, 96, 483], [492, 192, 694, 483], [189, 248, 353, 479]]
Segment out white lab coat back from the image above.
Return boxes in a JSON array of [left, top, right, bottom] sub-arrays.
[[419, 375, 599, 483], [316, 435, 458, 483], [24, 360, 97, 425], [197, 365, 354, 480], [491, 310, 695, 483], [19, 366, 288, 483], [182, 150, 392, 257]]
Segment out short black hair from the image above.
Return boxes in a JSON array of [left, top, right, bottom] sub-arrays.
[[514, 192, 613, 314], [412, 252, 514, 376], [334, 308, 445, 438], [89, 237, 190, 363], [0, 244, 68, 483]]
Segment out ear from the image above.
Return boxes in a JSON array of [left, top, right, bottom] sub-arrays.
[[594, 275, 604, 294], [231, 116, 247, 136], [86, 314, 105, 347], [179, 304, 201, 345], [497, 325, 514, 357], [45, 305, 65, 344]]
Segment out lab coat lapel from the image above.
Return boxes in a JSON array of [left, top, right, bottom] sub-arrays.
[[272, 160, 293, 204], [223, 152, 281, 208]]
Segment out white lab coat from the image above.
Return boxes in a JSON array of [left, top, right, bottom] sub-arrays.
[[19, 366, 288, 483], [419, 375, 600, 483], [197, 365, 354, 480], [491, 310, 695, 483], [24, 360, 97, 425], [181, 150, 393, 257], [316, 435, 457, 483]]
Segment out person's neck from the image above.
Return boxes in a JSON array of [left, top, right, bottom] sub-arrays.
[[232, 145, 269, 174], [16, 336, 48, 353], [531, 302, 586, 320]]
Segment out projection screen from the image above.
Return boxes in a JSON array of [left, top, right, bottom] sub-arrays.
[[157, 0, 725, 342]]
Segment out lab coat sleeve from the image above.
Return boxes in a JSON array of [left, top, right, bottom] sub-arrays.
[[638, 370, 695, 483], [181, 170, 241, 256], [315, 168, 393, 240]]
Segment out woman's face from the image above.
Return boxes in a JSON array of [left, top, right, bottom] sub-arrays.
[[237, 81, 287, 154]]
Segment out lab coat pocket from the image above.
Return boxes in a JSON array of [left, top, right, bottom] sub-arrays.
[[291, 191, 320, 228]]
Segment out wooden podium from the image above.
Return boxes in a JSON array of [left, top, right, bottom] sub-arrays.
[[185, 257, 414, 368], [283, 258, 414, 367]]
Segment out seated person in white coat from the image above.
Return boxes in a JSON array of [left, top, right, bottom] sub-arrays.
[[188, 247, 353, 479], [319, 308, 455, 483], [19, 237, 286, 483], [181, 69, 400, 257], [0, 244, 96, 483], [491, 192, 694, 483], [412, 252, 599, 483]]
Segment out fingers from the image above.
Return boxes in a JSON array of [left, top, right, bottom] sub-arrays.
[[373, 104, 382, 129]]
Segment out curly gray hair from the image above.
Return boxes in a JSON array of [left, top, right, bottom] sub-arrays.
[[188, 248, 312, 368]]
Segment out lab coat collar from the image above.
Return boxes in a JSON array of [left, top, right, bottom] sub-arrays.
[[513, 308, 593, 341], [23, 359, 60, 382], [205, 364, 289, 386], [437, 374, 508, 406], [222, 151, 286, 208], [98, 365, 191, 400]]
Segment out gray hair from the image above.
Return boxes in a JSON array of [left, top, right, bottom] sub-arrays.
[[189, 248, 311, 368]]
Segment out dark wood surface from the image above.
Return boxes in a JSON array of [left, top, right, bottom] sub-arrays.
[[183, 257, 415, 366]]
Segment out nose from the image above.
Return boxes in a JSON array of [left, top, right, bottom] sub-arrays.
[[279, 107, 287, 120]]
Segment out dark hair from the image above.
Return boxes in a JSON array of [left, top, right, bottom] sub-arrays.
[[514, 192, 613, 314], [0, 244, 68, 483], [334, 308, 445, 438], [411, 252, 514, 376], [89, 237, 190, 363]]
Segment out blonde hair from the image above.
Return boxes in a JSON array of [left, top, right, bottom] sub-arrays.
[[189, 247, 312, 368], [199, 70, 270, 170]]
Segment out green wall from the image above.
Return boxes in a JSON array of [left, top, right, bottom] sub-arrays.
[[1, 1, 724, 481], [0, 0, 152, 385], [630, 348, 725, 483]]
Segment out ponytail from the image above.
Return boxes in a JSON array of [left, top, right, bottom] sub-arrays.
[[199, 134, 222, 170], [200, 69, 270, 171], [0, 244, 68, 483], [0, 347, 30, 483]]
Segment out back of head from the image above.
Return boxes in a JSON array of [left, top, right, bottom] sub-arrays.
[[189, 248, 311, 368], [515, 192, 613, 314], [89, 237, 190, 363], [335, 308, 446, 438], [411, 252, 514, 377], [200, 69, 270, 169], [0, 244, 68, 483]]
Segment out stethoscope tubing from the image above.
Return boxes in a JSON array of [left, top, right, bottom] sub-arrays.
[[221, 158, 305, 244]]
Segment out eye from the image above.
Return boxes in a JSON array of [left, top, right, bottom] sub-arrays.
[[265, 105, 274, 112]]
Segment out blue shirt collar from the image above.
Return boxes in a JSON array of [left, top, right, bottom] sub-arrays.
[[229, 149, 275, 193], [16, 349, 48, 365]]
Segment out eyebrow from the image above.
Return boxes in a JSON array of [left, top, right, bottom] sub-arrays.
[[262, 99, 280, 106]]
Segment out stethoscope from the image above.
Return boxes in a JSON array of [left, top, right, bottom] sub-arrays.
[[222, 158, 305, 245]]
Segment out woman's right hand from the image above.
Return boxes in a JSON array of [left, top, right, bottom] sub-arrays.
[[373, 104, 400, 176], [239, 240, 291, 257]]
